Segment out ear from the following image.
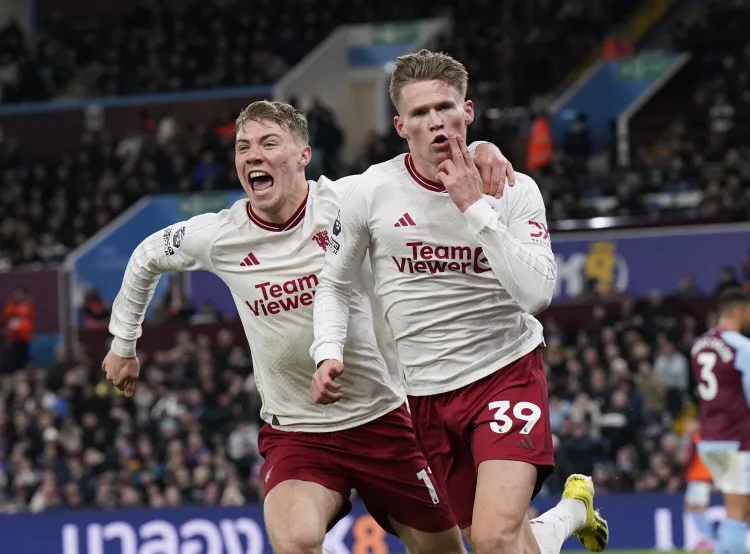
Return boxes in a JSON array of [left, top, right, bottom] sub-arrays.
[[299, 144, 312, 167], [464, 100, 475, 126], [394, 115, 408, 139]]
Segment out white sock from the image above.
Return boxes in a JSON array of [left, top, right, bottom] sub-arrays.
[[530, 498, 588, 554]]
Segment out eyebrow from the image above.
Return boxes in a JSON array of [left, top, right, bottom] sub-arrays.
[[409, 100, 455, 116], [235, 133, 282, 146]]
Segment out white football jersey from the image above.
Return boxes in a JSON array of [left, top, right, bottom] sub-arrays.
[[312, 154, 557, 396], [109, 176, 405, 433]]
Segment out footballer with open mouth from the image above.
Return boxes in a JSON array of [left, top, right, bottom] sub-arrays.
[[234, 113, 312, 225]]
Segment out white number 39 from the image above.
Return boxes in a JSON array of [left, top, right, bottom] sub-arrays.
[[488, 400, 542, 435]]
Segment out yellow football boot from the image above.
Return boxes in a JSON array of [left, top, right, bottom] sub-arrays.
[[562, 474, 609, 552]]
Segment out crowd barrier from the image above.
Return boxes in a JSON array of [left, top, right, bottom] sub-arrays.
[[0, 493, 742, 553]]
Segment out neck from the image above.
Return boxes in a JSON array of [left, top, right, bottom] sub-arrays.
[[253, 176, 308, 224], [410, 152, 440, 183], [716, 316, 741, 333]]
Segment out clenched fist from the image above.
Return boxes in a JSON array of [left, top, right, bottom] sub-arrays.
[[101, 350, 140, 397], [311, 359, 344, 405]]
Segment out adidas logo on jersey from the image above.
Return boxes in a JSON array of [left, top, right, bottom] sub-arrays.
[[516, 437, 536, 450], [240, 253, 260, 267], [394, 213, 416, 227]]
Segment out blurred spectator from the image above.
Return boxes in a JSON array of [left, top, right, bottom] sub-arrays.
[[560, 421, 603, 478], [189, 301, 221, 326], [526, 112, 554, 171], [82, 289, 110, 330], [3, 289, 35, 372], [652, 337, 689, 418], [715, 265, 742, 294], [307, 98, 344, 178], [563, 113, 592, 174], [602, 30, 635, 60], [635, 360, 667, 416], [675, 274, 702, 298]]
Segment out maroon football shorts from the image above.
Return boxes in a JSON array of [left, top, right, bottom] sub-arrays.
[[258, 403, 456, 535], [408, 347, 554, 529]]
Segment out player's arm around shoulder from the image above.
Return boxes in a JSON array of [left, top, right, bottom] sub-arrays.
[[467, 140, 516, 199], [104, 211, 224, 396], [314, 172, 366, 205]]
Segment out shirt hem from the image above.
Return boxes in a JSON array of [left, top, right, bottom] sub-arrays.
[[263, 397, 406, 433], [404, 334, 544, 397]]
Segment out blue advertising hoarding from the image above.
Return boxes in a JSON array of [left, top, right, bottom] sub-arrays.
[[552, 223, 749, 300], [68, 192, 750, 317], [0, 494, 746, 553]]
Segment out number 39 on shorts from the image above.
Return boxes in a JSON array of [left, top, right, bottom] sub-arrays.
[[488, 400, 542, 435]]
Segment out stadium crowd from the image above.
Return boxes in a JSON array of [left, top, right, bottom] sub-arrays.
[[0, 0, 652, 269], [4, 1, 750, 270], [1, 0, 750, 516], [0, 275, 743, 512], [3, 0, 639, 103]]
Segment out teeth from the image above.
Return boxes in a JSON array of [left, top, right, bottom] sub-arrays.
[[249, 171, 271, 179]]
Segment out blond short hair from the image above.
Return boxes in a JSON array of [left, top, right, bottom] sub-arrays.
[[389, 49, 469, 107], [235, 100, 309, 144]]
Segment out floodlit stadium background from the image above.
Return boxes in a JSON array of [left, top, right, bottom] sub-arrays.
[[0, 0, 749, 552]]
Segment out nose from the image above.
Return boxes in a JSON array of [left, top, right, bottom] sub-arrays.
[[427, 109, 444, 131], [244, 145, 264, 165]]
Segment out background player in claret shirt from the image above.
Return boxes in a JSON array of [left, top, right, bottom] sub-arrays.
[[100, 100, 512, 554], [691, 288, 750, 554], [312, 50, 609, 554], [682, 420, 716, 552]]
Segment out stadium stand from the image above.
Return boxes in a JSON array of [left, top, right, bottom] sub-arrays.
[[0, 4, 749, 545], [0, 0, 646, 269], [0, 325, 264, 512], [3, 0, 642, 102], [0, 285, 732, 512], [625, 0, 750, 223]]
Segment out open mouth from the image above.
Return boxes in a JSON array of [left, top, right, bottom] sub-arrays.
[[432, 134, 449, 146], [248, 170, 275, 195]]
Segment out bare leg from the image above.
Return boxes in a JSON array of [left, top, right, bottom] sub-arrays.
[[264, 479, 345, 554]]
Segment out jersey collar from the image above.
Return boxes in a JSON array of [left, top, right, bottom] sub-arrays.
[[246, 192, 308, 232], [405, 154, 446, 193]]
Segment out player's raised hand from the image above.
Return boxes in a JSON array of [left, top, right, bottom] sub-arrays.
[[437, 134, 484, 213], [311, 359, 345, 405], [102, 350, 140, 397], [473, 142, 515, 199]]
